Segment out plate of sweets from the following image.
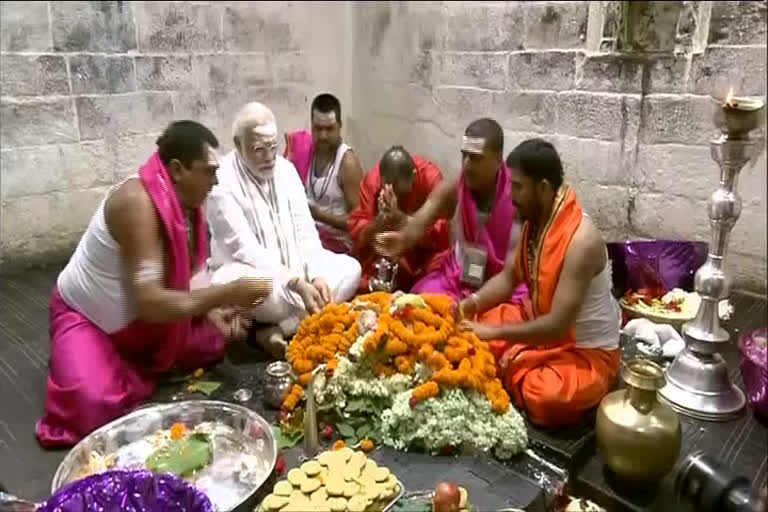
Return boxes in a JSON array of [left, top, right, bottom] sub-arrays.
[[258, 446, 403, 512]]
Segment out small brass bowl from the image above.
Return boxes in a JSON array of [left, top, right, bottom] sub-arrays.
[[711, 96, 766, 136]]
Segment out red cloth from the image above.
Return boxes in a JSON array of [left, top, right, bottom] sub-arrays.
[[349, 155, 449, 292], [481, 185, 620, 428]]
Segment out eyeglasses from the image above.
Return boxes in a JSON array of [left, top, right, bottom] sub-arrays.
[[251, 141, 278, 157]]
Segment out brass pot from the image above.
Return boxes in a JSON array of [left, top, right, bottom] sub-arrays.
[[596, 357, 682, 484]]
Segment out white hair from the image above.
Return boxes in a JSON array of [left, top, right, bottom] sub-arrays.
[[231, 102, 277, 142]]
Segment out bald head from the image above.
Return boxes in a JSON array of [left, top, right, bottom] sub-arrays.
[[380, 145, 415, 183], [232, 102, 279, 180]]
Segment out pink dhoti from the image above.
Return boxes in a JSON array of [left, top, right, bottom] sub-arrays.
[[36, 287, 225, 447]]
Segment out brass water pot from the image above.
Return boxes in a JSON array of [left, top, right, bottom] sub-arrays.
[[596, 358, 682, 484]]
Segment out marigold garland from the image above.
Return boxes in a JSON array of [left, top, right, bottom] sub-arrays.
[[281, 292, 511, 413]]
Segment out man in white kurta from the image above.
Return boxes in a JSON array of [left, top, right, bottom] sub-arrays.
[[206, 102, 361, 356]]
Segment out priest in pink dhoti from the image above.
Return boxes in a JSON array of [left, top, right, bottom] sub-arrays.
[[375, 118, 527, 302], [283, 93, 365, 254], [37, 121, 272, 447]]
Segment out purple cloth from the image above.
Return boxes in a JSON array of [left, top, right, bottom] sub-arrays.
[[606, 240, 708, 295], [739, 327, 768, 421], [39, 470, 213, 512], [412, 164, 528, 302]]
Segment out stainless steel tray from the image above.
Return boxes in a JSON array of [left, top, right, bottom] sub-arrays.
[[256, 465, 404, 512], [52, 400, 277, 512]]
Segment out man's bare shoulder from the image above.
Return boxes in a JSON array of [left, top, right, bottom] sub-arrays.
[[104, 178, 156, 239], [341, 148, 363, 168], [569, 215, 606, 271]]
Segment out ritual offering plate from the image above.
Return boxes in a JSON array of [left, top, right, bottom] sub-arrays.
[[620, 288, 732, 327], [51, 400, 277, 512], [258, 447, 403, 512]]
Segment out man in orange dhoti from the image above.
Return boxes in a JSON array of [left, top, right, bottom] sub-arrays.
[[349, 146, 449, 292], [459, 139, 621, 429]]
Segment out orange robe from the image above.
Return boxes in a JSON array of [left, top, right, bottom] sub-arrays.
[[348, 155, 450, 293], [481, 185, 620, 428]]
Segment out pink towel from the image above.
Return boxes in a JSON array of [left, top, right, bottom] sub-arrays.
[[36, 152, 223, 447], [286, 129, 314, 184]]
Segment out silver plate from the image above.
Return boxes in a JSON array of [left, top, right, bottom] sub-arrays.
[[51, 400, 277, 512], [257, 468, 404, 512]]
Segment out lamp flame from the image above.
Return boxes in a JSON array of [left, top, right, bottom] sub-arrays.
[[724, 86, 735, 107]]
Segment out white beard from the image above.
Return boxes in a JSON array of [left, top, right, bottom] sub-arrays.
[[238, 152, 275, 181], [249, 164, 275, 181]]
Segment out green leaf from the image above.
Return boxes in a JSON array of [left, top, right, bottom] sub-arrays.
[[346, 398, 366, 412], [356, 424, 372, 438], [146, 433, 212, 477], [187, 380, 222, 396], [273, 425, 304, 450], [344, 436, 358, 446], [336, 423, 355, 438]]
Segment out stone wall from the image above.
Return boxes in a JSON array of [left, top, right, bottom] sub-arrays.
[[1, 1, 353, 265], [1, 1, 766, 293], [348, 0, 767, 293]]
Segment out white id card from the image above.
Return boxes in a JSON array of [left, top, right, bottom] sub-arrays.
[[461, 244, 487, 288]]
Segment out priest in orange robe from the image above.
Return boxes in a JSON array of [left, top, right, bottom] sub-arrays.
[[459, 139, 621, 429], [349, 146, 449, 292]]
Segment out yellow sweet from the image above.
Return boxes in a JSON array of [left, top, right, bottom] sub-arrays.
[[287, 468, 307, 486], [318, 451, 335, 466], [261, 494, 289, 511], [327, 497, 348, 512], [373, 467, 390, 483], [310, 487, 328, 504], [326, 476, 345, 497], [301, 460, 322, 477], [342, 464, 361, 481], [300, 477, 322, 494], [273, 480, 293, 496], [346, 495, 368, 512], [342, 481, 359, 498]]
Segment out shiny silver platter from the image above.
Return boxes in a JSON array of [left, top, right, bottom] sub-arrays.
[[52, 400, 277, 512]]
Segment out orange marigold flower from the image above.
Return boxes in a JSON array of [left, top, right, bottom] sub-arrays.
[[299, 372, 313, 386], [293, 359, 314, 374], [413, 381, 440, 401], [427, 351, 449, 370], [395, 355, 414, 375], [385, 338, 409, 356], [417, 344, 434, 361], [333, 439, 347, 450], [170, 422, 186, 441], [360, 438, 375, 453], [283, 395, 298, 411]]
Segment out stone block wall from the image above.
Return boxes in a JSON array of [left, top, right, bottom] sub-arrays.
[[1, 1, 352, 264], [348, 0, 767, 293], [1, 1, 766, 293]]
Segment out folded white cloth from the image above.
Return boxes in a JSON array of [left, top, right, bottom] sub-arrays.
[[623, 318, 685, 358]]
